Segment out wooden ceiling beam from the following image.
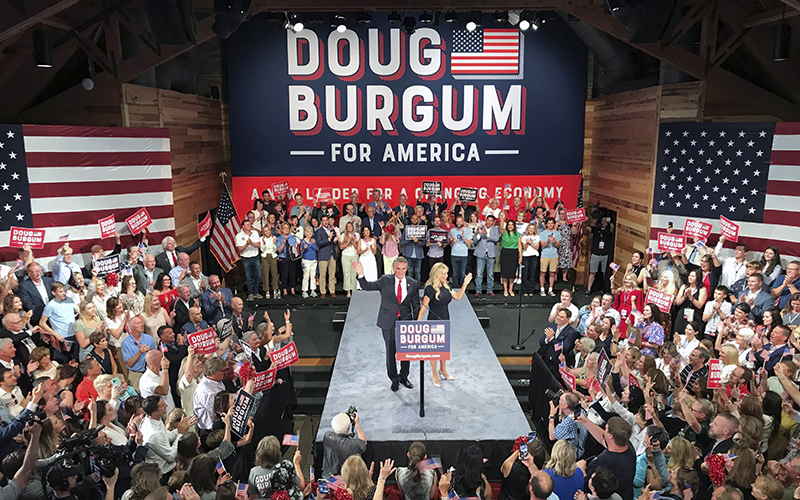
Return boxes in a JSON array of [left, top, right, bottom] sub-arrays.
[[742, 6, 800, 29], [0, 0, 83, 44], [663, 0, 712, 47], [778, 0, 800, 11], [565, 5, 800, 120], [699, 0, 719, 72], [250, 0, 601, 10]]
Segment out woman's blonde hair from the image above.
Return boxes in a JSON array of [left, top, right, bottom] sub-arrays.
[[341, 455, 371, 500], [165, 408, 185, 431], [666, 436, 695, 471], [721, 344, 740, 366], [425, 263, 451, 300], [659, 270, 677, 295], [525, 223, 538, 235], [143, 292, 161, 318], [544, 440, 577, 478], [79, 300, 97, 323], [624, 272, 640, 289]]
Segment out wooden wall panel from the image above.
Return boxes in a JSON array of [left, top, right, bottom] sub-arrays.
[[122, 83, 231, 266], [578, 82, 704, 288]]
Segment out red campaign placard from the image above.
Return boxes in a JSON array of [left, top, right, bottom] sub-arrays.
[[252, 368, 277, 392], [271, 181, 290, 197], [98, 214, 116, 239], [9, 227, 46, 249], [187, 327, 216, 355], [720, 216, 739, 241], [628, 373, 642, 390], [126, 208, 152, 235], [269, 341, 299, 370], [645, 288, 674, 314], [657, 232, 686, 253], [683, 219, 713, 240], [198, 212, 212, 239], [707, 359, 723, 389], [312, 187, 333, 204], [564, 208, 587, 224], [559, 365, 576, 391]]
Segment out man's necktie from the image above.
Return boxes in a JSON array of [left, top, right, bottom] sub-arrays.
[[396, 280, 402, 317]]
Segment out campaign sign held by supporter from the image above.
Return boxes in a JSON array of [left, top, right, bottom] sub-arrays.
[[198, 212, 212, 239], [405, 225, 428, 240], [98, 214, 117, 239], [271, 181, 290, 197], [230, 390, 255, 438], [422, 181, 442, 196], [720, 216, 740, 241], [395, 321, 450, 361], [94, 255, 121, 276], [657, 232, 686, 253], [188, 327, 216, 355], [645, 288, 674, 313], [683, 219, 713, 240], [126, 208, 152, 235], [565, 208, 587, 224], [559, 365, 576, 391], [707, 359, 723, 389], [269, 341, 300, 370], [313, 187, 333, 204], [9, 227, 45, 249], [428, 229, 449, 244], [218, 319, 234, 342], [628, 373, 641, 390], [252, 368, 277, 392], [597, 350, 612, 386], [458, 187, 478, 202]]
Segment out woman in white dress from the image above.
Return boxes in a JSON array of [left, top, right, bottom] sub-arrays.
[[357, 226, 378, 289]]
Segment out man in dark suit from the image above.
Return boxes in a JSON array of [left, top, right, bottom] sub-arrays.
[[361, 205, 384, 239], [753, 324, 793, 377], [737, 273, 775, 323], [171, 284, 193, 334], [315, 216, 338, 299], [155, 235, 203, 275], [200, 274, 233, 326], [17, 263, 53, 328], [538, 308, 580, 376], [355, 256, 420, 392], [133, 254, 165, 295]]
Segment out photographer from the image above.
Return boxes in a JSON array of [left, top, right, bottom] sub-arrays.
[[548, 393, 588, 459], [321, 409, 366, 479], [584, 214, 614, 296]]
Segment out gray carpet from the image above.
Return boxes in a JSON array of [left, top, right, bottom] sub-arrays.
[[315, 290, 530, 443]]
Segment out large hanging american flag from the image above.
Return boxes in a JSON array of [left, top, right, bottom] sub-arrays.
[[451, 29, 523, 77], [209, 185, 240, 272], [650, 122, 800, 258], [0, 124, 175, 267]]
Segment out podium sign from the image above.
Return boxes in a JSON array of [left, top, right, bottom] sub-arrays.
[[395, 320, 450, 361]]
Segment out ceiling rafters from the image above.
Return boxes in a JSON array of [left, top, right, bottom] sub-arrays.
[[0, 0, 83, 44]]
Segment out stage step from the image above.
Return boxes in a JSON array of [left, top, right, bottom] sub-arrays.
[[293, 365, 334, 416], [332, 312, 347, 331], [504, 364, 532, 412], [474, 309, 490, 328]]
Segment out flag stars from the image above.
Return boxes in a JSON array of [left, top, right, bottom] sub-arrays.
[[711, 204, 718, 210], [687, 176, 693, 182], [713, 186, 720, 192], [6, 131, 13, 139], [759, 130, 767, 137], [751, 189, 758, 195], [0, 142, 4, 149], [678, 184, 684, 190], [698, 149, 704, 155], [685, 193, 691, 199], [694, 185, 701, 191], [704, 177, 710, 183], [681, 149, 687, 155], [729, 205, 736, 212], [664, 149, 670, 155], [690, 140, 697, 146], [740, 197, 747, 204], [742, 179, 749, 185], [661, 183, 667, 189], [1, 184, 7, 190], [749, 207, 756, 214], [731, 187, 738, 194], [672, 158, 678, 163], [703, 194, 709, 200], [722, 177, 730, 184], [717, 150, 724, 156], [668, 192, 675, 198], [676, 202, 682, 208], [706, 158, 713, 165], [688, 158, 695, 164], [10, 172, 18, 180], [15, 214, 23, 221], [663, 166, 670, 171], [3, 205, 10, 211], [683, 131, 689, 137], [735, 150, 743, 157], [733, 168, 740, 175], [744, 160, 752, 166], [738, 131, 746, 137], [725, 159, 732, 166], [665, 131, 672, 137], [727, 141, 734, 147], [747, 140, 754, 147], [8, 152, 16, 159], [756, 150, 764, 157], [679, 166, 686, 172], [13, 193, 21, 201], [700, 131, 707, 137], [709, 140, 715, 146], [0, 162, 6, 170], [753, 170, 761, 176], [659, 200, 665, 206], [670, 174, 676, 180], [714, 168, 721, 174], [720, 195, 728, 202], [720, 131, 726, 137], [693, 203, 699, 209], [674, 140, 680, 146], [697, 167, 703, 173]]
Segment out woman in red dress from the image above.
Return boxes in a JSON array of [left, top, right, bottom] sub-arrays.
[[613, 272, 644, 338]]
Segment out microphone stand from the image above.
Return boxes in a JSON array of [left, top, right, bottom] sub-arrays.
[[511, 265, 536, 350]]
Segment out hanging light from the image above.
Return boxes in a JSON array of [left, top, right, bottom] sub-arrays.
[[33, 29, 53, 68], [466, 11, 481, 32]]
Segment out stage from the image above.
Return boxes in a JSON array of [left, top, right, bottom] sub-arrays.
[[313, 290, 531, 479]]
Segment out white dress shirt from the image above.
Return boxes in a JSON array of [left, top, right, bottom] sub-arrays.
[[33, 280, 49, 304], [193, 377, 225, 431], [394, 276, 407, 303], [139, 368, 175, 413], [140, 416, 180, 474]]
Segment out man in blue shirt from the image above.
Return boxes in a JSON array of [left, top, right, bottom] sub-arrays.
[[121, 315, 156, 391], [39, 282, 78, 364], [548, 391, 588, 458], [449, 216, 472, 288], [771, 260, 799, 309]]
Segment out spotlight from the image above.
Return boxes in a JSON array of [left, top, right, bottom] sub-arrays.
[[332, 14, 347, 32], [606, 0, 624, 12], [466, 11, 481, 32], [81, 77, 94, 91], [289, 13, 303, 32], [388, 11, 402, 24], [774, 23, 791, 61], [419, 12, 434, 24], [494, 11, 508, 24], [33, 29, 53, 68], [403, 16, 416, 35], [444, 11, 458, 23], [357, 12, 371, 24], [518, 10, 534, 31]]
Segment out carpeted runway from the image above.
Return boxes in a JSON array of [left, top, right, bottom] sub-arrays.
[[314, 290, 530, 477]]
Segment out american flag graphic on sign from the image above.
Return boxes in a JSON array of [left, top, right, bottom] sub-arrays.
[[451, 29, 523, 78], [0, 124, 175, 267], [650, 122, 800, 258]]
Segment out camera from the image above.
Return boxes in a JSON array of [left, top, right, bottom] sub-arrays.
[[18, 408, 47, 425], [93, 444, 133, 478], [345, 406, 358, 437], [545, 389, 563, 404]]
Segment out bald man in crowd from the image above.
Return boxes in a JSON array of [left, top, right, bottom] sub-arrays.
[[139, 349, 174, 413], [180, 306, 209, 335]]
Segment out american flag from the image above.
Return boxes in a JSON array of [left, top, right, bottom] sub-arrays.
[[215, 461, 226, 475], [282, 434, 299, 446], [0, 124, 175, 267], [451, 29, 521, 76], [651, 122, 800, 259], [209, 185, 240, 273]]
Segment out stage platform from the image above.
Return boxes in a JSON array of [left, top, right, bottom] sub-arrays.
[[313, 290, 531, 479]]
